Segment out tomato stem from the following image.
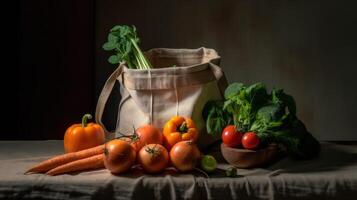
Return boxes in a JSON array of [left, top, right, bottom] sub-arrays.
[[145, 144, 159, 157], [115, 129, 140, 143], [81, 114, 92, 127], [131, 126, 140, 142]]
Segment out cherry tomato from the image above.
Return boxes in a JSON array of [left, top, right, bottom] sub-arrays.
[[221, 125, 243, 147], [242, 132, 260, 150]]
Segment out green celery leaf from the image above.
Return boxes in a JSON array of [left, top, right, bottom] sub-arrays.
[[108, 33, 118, 43], [108, 55, 120, 64], [103, 24, 152, 68], [110, 25, 121, 32], [102, 42, 116, 51]]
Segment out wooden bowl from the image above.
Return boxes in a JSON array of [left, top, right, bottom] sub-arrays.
[[220, 143, 278, 168]]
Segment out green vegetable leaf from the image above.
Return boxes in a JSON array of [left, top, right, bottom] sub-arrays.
[[108, 33, 118, 43], [294, 131, 320, 159], [102, 42, 116, 51], [245, 82, 269, 110], [256, 104, 285, 123], [108, 55, 120, 64], [125, 41, 132, 55], [271, 89, 297, 115], [103, 25, 152, 69], [203, 100, 232, 135], [250, 104, 284, 133], [119, 26, 131, 37], [224, 83, 244, 99], [110, 25, 122, 32]]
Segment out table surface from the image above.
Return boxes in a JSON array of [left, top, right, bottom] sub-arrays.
[[0, 140, 357, 200]]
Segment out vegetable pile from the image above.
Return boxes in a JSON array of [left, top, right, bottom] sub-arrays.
[[26, 116, 217, 176], [102, 25, 152, 69], [203, 82, 320, 159]]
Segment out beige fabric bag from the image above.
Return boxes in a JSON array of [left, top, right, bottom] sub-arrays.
[[95, 47, 227, 148]]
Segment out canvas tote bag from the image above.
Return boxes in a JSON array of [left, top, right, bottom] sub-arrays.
[[95, 47, 228, 148]]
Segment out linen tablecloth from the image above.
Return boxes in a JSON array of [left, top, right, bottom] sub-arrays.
[[0, 140, 357, 199]]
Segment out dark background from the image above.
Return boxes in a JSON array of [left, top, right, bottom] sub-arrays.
[[4, 0, 357, 141]]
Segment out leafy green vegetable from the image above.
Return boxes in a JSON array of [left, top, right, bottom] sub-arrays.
[[271, 88, 296, 115], [250, 104, 286, 134], [202, 82, 320, 159], [202, 101, 232, 135], [102, 25, 152, 69], [222, 82, 268, 132], [224, 82, 244, 99]]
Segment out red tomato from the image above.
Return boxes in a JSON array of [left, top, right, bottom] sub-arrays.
[[104, 139, 136, 174], [242, 132, 260, 150], [118, 137, 139, 152], [133, 125, 163, 153], [170, 141, 201, 172], [138, 144, 169, 174], [221, 125, 243, 147]]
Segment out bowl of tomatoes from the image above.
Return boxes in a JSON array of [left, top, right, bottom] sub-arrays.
[[220, 125, 278, 168]]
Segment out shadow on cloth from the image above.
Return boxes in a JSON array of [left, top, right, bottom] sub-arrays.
[[267, 143, 357, 174]]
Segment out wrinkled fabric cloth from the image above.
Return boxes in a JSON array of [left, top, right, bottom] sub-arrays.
[[0, 141, 357, 200]]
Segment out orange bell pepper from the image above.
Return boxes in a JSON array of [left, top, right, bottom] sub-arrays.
[[64, 114, 105, 153], [163, 116, 199, 150]]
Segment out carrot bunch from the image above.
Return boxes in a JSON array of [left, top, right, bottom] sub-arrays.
[[25, 144, 105, 176]]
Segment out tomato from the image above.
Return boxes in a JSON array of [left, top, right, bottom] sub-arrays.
[[242, 132, 260, 150], [221, 125, 243, 147], [119, 137, 139, 152], [64, 114, 105, 153], [104, 139, 136, 174], [134, 125, 163, 152], [169, 141, 201, 172], [138, 144, 169, 173]]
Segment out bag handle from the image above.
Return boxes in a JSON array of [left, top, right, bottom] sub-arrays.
[[95, 63, 124, 139], [209, 62, 228, 96]]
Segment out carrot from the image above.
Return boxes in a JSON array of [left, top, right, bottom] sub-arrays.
[[46, 154, 104, 176], [25, 144, 105, 174]]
